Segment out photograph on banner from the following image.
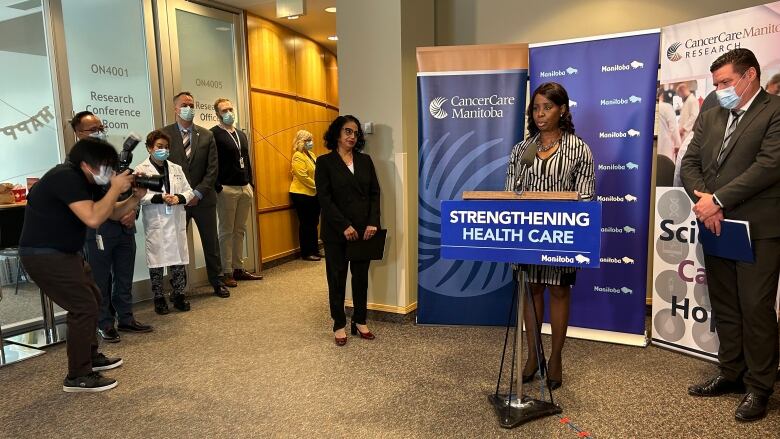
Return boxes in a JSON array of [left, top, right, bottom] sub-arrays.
[[652, 1, 780, 359], [658, 0, 780, 186]]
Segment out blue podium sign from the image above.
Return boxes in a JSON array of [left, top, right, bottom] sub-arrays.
[[440, 200, 602, 268]]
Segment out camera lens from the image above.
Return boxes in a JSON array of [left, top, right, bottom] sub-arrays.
[[134, 175, 165, 192]]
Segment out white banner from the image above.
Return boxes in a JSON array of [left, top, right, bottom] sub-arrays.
[[651, 188, 717, 360]]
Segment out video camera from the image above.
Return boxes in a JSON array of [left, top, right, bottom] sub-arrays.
[[117, 133, 165, 192]]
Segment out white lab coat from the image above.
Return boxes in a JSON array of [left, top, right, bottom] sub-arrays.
[[135, 157, 195, 268], [656, 101, 681, 160]]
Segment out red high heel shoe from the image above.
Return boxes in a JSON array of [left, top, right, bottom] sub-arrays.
[[350, 321, 375, 340], [334, 327, 347, 346]]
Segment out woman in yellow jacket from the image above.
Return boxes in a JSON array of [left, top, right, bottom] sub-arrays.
[[289, 130, 322, 261]]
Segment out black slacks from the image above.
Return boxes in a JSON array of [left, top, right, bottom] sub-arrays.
[[21, 253, 100, 378], [705, 237, 780, 396], [290, 193, 320, 257], [85, 232, 136, 329], [323, 242, 370, 331], [186, 204, 222, 287]]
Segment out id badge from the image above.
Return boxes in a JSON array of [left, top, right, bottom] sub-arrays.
[[96, 234, 104, 251], [165, 204, 173, 215], [239, 157, 245, 169]]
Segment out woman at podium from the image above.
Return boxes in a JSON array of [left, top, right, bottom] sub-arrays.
[[504, 82, 595, 390]]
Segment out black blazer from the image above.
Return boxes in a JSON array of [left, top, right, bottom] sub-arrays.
[[161, 123, 219, 207], [681, 89, 780, 239], [315, 150, 381, 243]]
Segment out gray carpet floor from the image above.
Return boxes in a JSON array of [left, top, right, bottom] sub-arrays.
[[1, 259, 780, 438]]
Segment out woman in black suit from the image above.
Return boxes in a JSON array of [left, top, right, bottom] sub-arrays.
[[315, 115, 381, 346]]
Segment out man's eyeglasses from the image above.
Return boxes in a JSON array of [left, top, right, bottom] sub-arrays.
[[80, 126, 107, 134]]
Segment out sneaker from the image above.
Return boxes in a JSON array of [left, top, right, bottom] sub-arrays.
[[172, 293, 191, 311], [97, 327, 121, 343], [63, 372, 117, 393], [154, 296, 170, 315], [92, 353, 123, 371]]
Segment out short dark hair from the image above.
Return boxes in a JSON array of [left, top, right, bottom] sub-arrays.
[[70, 110, 96, 131], [213, 98, 231, 115], [173, 91, 194, 103], [67, 138, 118, 169], [145, 130, 171, 148], [526, 82, 575, 137], [710, 48, 761, 81], [324, 115, 365, 151]]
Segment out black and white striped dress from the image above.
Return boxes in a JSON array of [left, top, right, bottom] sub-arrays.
[[504, 132, 596, 286]]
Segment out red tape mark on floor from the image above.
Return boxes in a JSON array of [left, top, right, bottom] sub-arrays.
[[557, 414, 592, 438]]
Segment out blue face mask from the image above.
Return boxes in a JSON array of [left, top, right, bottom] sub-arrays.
[[221, 111, 235, 126], [89, 131, 107, 142], [305, 140, 314, 150], [716, 73, 747, 110], [153, 149, 170, 161], [179, 106, 194, 122], [92, 165, 112, 186]]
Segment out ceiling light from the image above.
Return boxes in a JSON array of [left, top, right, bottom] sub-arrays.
[[325, 7, 336, 13], [327, 35, 338, 41], [287, 15, 299, 19]]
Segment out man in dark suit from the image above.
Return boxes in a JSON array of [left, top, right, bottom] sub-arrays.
[[681, 48, 780, 422], [162, 92, 230, 300]]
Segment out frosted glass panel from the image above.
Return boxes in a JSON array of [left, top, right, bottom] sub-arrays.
[[176, 10, 238, 128], [62, 0, 155, 282], [0, 5, 61, 186]]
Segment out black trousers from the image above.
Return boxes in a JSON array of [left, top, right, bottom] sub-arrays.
[[85, 232, 136, 329], [290, 193, 320, 257], [324, 242, 370, 331], [705, 237, 780, 396], [21, 253, 100, 378], [186, 204, 222, 287]]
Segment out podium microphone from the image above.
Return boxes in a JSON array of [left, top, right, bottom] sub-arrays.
[[514, 142, 538, 194]]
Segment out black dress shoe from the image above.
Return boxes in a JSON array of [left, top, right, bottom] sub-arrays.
[[546, 379, 562, 391], [97, 327, 120, 343], [233, 269, 263, 280], [735, 392, 769, 422], [117, 320, 153, 333], [171, 294, 191, 311], [213, 285, 231, 298], [154, 297, 170, 315], [688, 375, 745, 397], [302, 255, 321, 261]]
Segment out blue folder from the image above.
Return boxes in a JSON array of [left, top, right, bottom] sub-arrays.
[[697, 219, 754, 263]]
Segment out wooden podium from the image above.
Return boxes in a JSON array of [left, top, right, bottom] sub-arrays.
[[462, 191, 578, 428]]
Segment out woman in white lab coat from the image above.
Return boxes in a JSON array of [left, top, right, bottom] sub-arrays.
[[136, 130, 195, 315]]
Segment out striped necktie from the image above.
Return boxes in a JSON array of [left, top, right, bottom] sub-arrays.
[[717, 109, 744, 165], [182, 129, 192, 159]]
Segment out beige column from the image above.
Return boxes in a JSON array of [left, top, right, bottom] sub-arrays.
[[337, 0, 434, 314]]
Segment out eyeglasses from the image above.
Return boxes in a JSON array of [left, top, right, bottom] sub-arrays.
[[80, 126, 107, 134], [343, 127, 358, 137]]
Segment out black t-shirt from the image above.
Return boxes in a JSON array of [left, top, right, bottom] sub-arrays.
[[20, 163, 99, 253], [211, 126, 252, 190]]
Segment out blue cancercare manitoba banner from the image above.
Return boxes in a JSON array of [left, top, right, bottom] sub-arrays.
[[416, 45, 528, 325], [529, 31, 660, 344]]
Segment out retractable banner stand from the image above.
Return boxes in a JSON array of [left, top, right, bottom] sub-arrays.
[[416, 45, 528, 325], [529, 31, 660, 344], [653, 2, 780, 359]]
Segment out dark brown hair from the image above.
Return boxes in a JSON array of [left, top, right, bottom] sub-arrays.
[[145, 130, 171, 148], [324, 115, 365, 151], [710, 48, 761, 81]]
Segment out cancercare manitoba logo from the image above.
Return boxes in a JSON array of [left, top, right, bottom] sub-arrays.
[[666, 42, 682, 62], [429, 97, 448, 119]]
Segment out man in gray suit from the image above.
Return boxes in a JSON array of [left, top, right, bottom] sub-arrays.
[[682, 48, 780, 422], [162, 92, 230, 301]]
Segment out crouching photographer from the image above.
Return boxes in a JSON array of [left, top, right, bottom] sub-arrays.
[[19, 137, 147, 393]]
